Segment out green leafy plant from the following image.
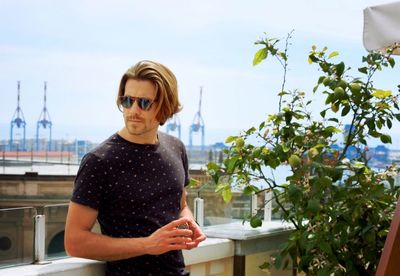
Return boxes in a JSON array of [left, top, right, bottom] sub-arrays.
[[208, 32, 400, 275]]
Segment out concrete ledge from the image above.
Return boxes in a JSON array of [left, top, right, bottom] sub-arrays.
[[0, 258, 105, 276], [0, 238, 232, 276], [183, 238, 234, 265]]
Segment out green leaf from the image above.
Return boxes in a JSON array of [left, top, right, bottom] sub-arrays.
[[288, 184, 302, 203], [380, 134, 392, 144], [243, 185, 259, 195], [226, 156, 238, 173], [216, 183, 233, 202], [253, 47, 268, 66], [307, 199, 320, 214], [389, 57, 395, 68], [308, 54, 318, 64], [222, 188, 232, 203], [336, 62, 345, 76], [387, 119, 392, 129], [366, 118, 375, 130], [364, 229, 376, 244], [278, 91, 289, 96], [279, 52, 287, 61], [358, 67, 368, 74], [325, 126, 342, 133], [320, 242, 333, 255], [370, 130, 381, 138], [341, 105, 351, 116], [188, 178, 200, 188], [377, 119, 382, 129], [225, 136, 237, 143], [245, 127, 256, 135], [328, 51, 339, 59], [207, 162, 220, 172], [325, 93, 335, 104], [282, 143, 290, 153], [317, 267, 331, 276], [319, 175, 333, 187], [317, 76, 325, 84], [259, 262, 270, 270], [274, 253, 283, 269], [215, 183, 227, 193], [372, 89, 392, 98]]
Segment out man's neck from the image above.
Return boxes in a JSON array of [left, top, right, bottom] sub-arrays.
[[118, 128, 158, 145]]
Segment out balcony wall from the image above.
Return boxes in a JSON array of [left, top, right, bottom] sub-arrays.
[[0, 236, 294, 276]]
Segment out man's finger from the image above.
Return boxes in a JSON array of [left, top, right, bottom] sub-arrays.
[[173, 229, 193, 237], [164, 217, 189, 229]]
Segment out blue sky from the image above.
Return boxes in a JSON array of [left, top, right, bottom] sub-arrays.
[[1, 0, 399, 148]]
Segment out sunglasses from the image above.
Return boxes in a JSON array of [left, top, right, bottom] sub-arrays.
[[119, 96, 155, 111]]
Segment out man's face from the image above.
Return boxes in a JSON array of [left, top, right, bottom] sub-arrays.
[[121, 79, 160, 142]]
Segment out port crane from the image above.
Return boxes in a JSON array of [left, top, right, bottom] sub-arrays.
[[10, 81, 27, 151], [36, 81, 53, 151], [166, 114, 181, 139], [189, 87, 205, 151]]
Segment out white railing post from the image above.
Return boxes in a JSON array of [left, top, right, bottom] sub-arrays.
[[264, 191, 272, 222], [251, 193, 258, 216], [33, 214, 50, 264], [194, 197, 204, 227]]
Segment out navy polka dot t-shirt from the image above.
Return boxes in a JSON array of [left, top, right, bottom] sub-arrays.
[[71, 132, 190, 276]]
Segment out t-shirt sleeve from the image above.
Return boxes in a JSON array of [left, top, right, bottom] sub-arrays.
[[71, 153, 107, 210]]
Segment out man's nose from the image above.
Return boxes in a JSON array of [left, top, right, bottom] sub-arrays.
[[128, 100, 142, 113]]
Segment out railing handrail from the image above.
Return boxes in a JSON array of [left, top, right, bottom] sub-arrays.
[[43, 203, 69, 208], [0, 206, 36, 211]]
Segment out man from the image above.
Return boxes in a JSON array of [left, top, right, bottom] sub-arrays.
[[65, 60, 206, 275]]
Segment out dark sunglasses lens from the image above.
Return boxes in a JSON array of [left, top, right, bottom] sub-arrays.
[[120, 96, 152, 110], [138, 98, 152, 110], [121, 96, 133, 108]]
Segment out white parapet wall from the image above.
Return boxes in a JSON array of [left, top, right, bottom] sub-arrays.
[[0, 225, 294, 276], [0, 238, 234, 276], [184, 238, 235, 276]]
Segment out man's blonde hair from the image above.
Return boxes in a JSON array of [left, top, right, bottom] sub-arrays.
[[116, 60, 182, 125]]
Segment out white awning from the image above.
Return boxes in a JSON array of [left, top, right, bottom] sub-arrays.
[[363, 1, 400, 54]]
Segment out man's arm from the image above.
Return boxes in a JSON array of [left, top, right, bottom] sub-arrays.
[[65, 201, 193, 261], [179, 189, 207, 249]]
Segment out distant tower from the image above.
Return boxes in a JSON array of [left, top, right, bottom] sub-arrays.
[[166, 114, 181, 139], [10, 81, 27, 151], [36, 81, 53, 151], [189, 87, 205, 151]]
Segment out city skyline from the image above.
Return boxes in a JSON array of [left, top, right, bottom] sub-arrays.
[[1, 0, 399, 148]]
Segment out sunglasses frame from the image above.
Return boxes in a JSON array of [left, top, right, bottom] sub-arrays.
[[118, 96, 155, 112]]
